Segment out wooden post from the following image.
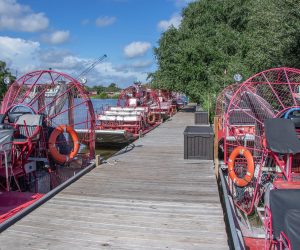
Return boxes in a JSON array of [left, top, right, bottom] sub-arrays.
[[96, 155, 101, 167], [214, 116, 220, 178]]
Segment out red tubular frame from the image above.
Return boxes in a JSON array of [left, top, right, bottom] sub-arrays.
[[216, 67, 300, 215], [264, 205, 292, 250], [97, 85, 164, 136], [1, 70, 96, 170]]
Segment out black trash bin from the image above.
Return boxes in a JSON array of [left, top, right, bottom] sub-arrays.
[[184, 126, 213, 160], [195, 111, 209, 125], [182, 105, 196, 112]]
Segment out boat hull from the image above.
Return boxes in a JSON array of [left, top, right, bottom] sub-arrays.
[[76, 129, 136, 147]]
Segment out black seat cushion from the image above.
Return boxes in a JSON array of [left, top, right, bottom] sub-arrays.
[[270, 189, 300, 239], [264, 118, 300, 154], [284, 209, 300, 248], [289, 115, 300, 128]]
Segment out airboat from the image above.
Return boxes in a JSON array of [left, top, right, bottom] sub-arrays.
[[216, 67, 300, 249], [94, 83, 167, 146], [0, 70, 95, 223]]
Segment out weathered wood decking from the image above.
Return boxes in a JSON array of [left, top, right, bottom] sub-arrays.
[[0, 112, 228, 249]]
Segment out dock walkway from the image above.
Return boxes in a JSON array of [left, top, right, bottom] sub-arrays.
[[0, 112, 228, 249]]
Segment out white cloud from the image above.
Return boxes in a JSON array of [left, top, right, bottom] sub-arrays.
[[39, 49, 71, 63], [131, 60, 152, 68], [44, 55, 85, 71], [158, 13, 182, 31], [0, 0, 49, 32], [93, 62, 148, 86], [0, 36, 40, 72], [114, 60, 153, 73], [124, 42, 151, 58], [95, 16, 116, 27], [0, 36, 148, 87], [41, 30, 70, 45], [173, 0, 197, 7]]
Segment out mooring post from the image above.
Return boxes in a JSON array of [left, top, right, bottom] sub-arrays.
[[96, 155, 101, 167]]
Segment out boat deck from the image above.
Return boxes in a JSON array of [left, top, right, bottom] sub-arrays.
[[0, 112, 228, 249]]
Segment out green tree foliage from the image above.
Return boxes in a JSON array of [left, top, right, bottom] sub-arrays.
[[86, 83, 121, 94], [86, 85, 105, 94], [97, 92, 109, 99], [150, 0, 300, 112], [0, 61, 15, 98], [86, 82, 121, 99], [106, 83, 121, 92]]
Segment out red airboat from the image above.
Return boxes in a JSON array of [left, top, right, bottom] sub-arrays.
[[96, 83, 173, 145], [154, 89, 177, 118], [216, 67, 300, 249], [0, 70, 95, 223]]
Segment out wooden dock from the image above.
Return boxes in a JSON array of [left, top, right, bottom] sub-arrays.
[[0, 112, 228, 249]]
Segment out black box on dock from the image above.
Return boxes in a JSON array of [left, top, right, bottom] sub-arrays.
[[181, 103, 197, 112], [194, 111, 209, 125], [184, 126, 213, 160]]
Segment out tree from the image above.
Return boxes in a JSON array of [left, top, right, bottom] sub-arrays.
[[0, 61, 15, 98], [106, 83, 121, 92], [150, 0, 300, 113]]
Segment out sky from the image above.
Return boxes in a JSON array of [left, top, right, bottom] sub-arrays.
[[0, 0, 194, 87]]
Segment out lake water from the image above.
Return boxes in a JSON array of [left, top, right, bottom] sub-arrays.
[[91, 98, 118, 114]]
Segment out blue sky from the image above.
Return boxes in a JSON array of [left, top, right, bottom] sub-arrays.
[[0, 0, 194, 87]]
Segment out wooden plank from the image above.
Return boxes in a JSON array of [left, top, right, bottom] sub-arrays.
[[0, 112, 228, 249]]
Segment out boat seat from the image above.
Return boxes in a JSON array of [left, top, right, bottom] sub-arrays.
[[129, 98, 137, 107], [8, 112, 32, 123], [0, 128, 14, 164], [109, 107, 124, 111], [283, 209, 300, 247], [289, 115, 300, 128], [160, 103, 171, 109], [264, 118, 300, 154], [99, 115, 140, 122], [135, 107, 148, 112], [109, 107, 148, 112], [14, 114, 43, 142], [123, 116, 140, 122], [98, 115, 116, 121], [104, 111, 142, 116], [116, 116, 124, 121], [269, 189, 300, 247]]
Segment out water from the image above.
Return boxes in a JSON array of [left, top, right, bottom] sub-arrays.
[[91, 98, 118, 114], [11, 98, 120, 159]]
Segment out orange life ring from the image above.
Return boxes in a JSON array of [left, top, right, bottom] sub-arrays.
[[228, 146, 254, 187], [48, 125, 79, 164], [147, 113, 156, 125]]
